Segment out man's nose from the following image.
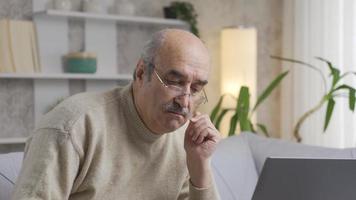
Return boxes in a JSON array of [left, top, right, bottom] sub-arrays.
[[174, 94, 190, 108]]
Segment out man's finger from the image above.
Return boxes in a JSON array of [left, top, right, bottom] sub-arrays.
[[195, 129, 209, 144], [189, 119, 206, 135], [191, 121, 209, 141]]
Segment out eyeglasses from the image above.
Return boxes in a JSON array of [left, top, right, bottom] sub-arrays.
[[153, 69, 208, 106]]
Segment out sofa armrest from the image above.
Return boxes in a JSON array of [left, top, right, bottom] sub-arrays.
[[212, 134, 258, 200], [0, 152, 24, 200]]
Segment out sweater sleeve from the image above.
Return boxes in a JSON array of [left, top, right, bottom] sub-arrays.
[[12, 128, 80, 200], [178, 177, 220, 200]]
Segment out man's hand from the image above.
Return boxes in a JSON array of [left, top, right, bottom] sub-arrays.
[[184, 113, 221, 188]]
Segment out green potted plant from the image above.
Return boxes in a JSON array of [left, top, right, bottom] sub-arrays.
[[210, 71, 289, 137], [272, 56, 356, 142], [212, 56, 355, 141], [163, 1, 200, 37]]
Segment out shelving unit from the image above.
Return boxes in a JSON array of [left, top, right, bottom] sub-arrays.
[[0, 73, 132, 80], [33, 9, 189, 27], [0, 3, 188, 144], [0, 137, 27, 145]]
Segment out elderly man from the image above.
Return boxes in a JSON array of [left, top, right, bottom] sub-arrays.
[[12, 29, 221, 199]]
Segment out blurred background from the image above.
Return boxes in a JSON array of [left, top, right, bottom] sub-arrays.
[[0, 0, 355, 152]]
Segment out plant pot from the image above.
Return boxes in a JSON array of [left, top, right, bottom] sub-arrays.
[[65, 52, 97, 73]]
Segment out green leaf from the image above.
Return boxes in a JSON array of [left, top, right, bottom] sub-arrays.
[[256, 123, 269, 137], [253, 71, 289, 111], [271, 56, 328, 93], [228, 86, 250, 136], [228, 113, 239, 136], [331, 70, 340, 88], [323, 98, 335, 132], [333, 84, 355, 92], [315, 57, 331, 64], [240, 119, 253, 132], [215, 108, 232, 130], [170, 2, 199, 37], [316, 57, 340, 88], [271, 56, 314, 68], [235, 87, 249, 112], [333, 84, 356, 111], [349, 89, 355, 112], [210, 95, 225, 123], [236, 87, 251, 131]]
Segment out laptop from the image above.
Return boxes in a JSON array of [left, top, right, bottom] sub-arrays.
[[252, 157, 356, 200]]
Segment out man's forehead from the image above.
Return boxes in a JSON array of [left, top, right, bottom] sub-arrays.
[[156, 30, 211, 68], [155, 49, 211, 77], [153, 29, 211, 84], [162, 68, 209, 85]]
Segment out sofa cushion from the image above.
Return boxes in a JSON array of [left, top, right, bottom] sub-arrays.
[[244, 132, 356, 174], [0, 152, 24, 200], [212, 134, 258, 200], [352, 148, 356, 158]]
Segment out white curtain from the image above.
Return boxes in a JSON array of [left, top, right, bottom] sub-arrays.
[[281, 0, 356, 148]]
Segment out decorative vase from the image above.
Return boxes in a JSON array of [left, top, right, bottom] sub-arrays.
[[65, 52, 97, 73]]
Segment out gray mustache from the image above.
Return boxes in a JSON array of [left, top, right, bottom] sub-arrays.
[[164, 102, 190, 117]]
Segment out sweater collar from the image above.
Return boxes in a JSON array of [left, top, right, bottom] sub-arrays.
[[121, 83, 163, 143]]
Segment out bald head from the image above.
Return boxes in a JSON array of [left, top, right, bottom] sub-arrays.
[[156, 29, 210, 69], [132, 29, 211, 134], [156, 29, 208, 56], [138, 29, 210, 80]]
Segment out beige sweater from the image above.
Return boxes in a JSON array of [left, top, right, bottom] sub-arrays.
[[12, 84, 219, 200]]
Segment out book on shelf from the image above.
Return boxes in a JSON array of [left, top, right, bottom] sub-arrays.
[[0, 19, 14, 73], [0, 19, 41, 73], [30, 22, 41, 73]]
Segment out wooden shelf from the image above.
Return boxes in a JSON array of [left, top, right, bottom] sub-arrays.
[[0, 137, 27, 144], [33, 9, 189, 27], [0, 73, 132, 80]]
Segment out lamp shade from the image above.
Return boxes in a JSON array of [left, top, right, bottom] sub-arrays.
[[220, 27, 257, 107]]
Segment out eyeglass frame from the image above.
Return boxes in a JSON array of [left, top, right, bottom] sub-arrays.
[[151, 66, 208, 106]]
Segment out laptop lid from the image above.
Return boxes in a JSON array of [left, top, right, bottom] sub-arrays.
[[252, 157, 356, 200]]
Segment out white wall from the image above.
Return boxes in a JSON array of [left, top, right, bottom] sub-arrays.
[[281, 0, 356, 147]]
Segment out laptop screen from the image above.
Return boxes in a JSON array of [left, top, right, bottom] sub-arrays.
[[252, 157, 356, 200]]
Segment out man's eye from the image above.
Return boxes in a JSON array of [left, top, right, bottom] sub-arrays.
[[192, 84, 203, 91], [191, 87, 202, 94], [166, 80, 181, 85]]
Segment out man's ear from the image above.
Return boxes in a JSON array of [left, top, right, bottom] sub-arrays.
[[135, 59, 145, 83]]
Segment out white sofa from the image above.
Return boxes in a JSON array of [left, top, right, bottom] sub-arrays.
[[1, 132, 356, 200], [211, 132, 356, 200], [0, 151, 23, 200]]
